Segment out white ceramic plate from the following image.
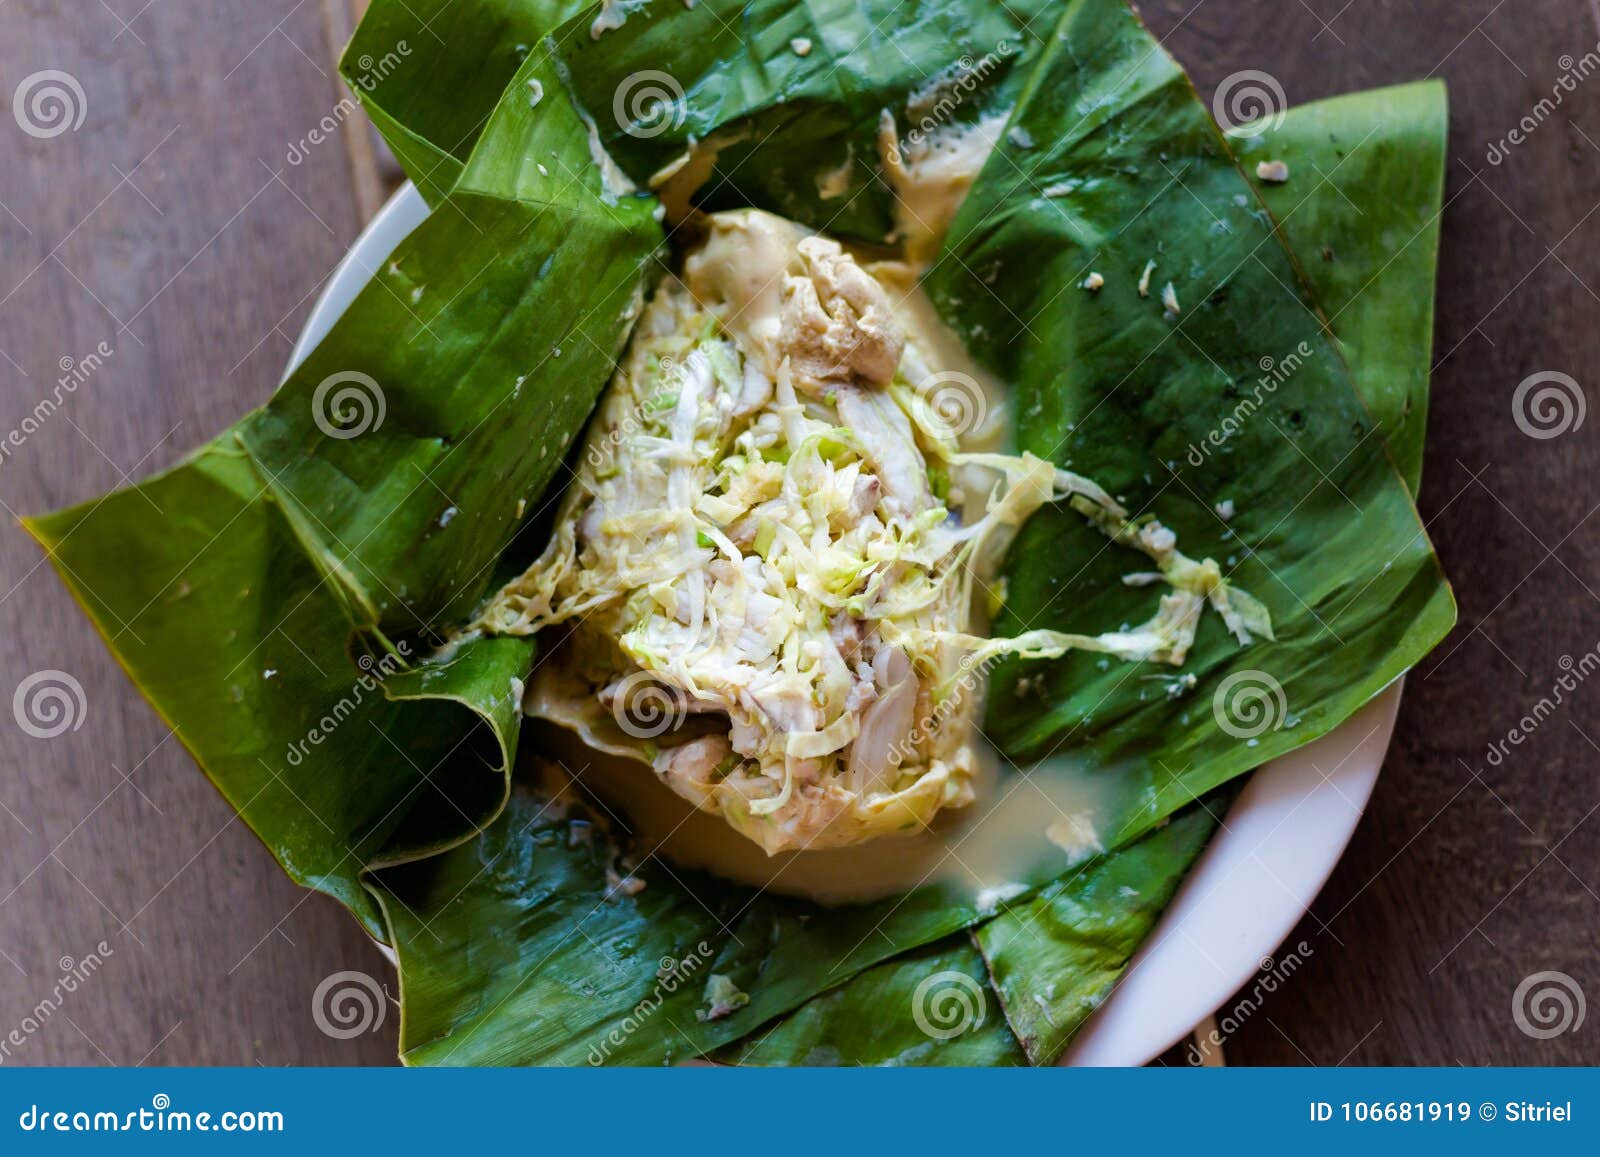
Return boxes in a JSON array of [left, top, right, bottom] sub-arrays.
[[288, 184, 1401, 1067]]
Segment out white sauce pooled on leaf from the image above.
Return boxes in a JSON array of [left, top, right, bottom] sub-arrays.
[[878, 109, 1009, 263]]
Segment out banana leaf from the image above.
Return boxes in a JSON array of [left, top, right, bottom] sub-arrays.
[[926, 0, 1453, 846], [346, 0, 1055, 230], [26, 443, 513, 933], [24, 47, 661, 936], [955, 67, 1450, 1061], [723, 799, 1218, 1066], [722, 936, 1027, 1067], [28, 0, 1455, 1068], [341, 0, 593, 204], [547, 0, 1046, 241], [975, 801, 1221, 1063], [1233, 83, 1448, 495], [374, 785, 749, 1066], [371, 769, 1041, 1065]]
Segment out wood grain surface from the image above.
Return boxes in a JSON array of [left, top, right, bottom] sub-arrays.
[[0, 0, 1595, 1067]]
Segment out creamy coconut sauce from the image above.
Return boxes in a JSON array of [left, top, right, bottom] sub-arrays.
[[648, 129, 747, 225], [878, 110, 1010, 263], [528, 718, 1128, 907]]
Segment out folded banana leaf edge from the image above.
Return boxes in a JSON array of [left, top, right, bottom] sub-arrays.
[[24, 0, 1454, 1066]]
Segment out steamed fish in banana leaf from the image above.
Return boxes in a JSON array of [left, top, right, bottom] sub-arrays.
[[26, 0, 1452, 1066]]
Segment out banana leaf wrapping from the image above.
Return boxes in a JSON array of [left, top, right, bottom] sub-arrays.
[[27, 0, 1452, 1065]]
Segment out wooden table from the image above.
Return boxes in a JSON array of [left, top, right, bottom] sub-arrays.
[[0, 0, 1595, 1066]]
